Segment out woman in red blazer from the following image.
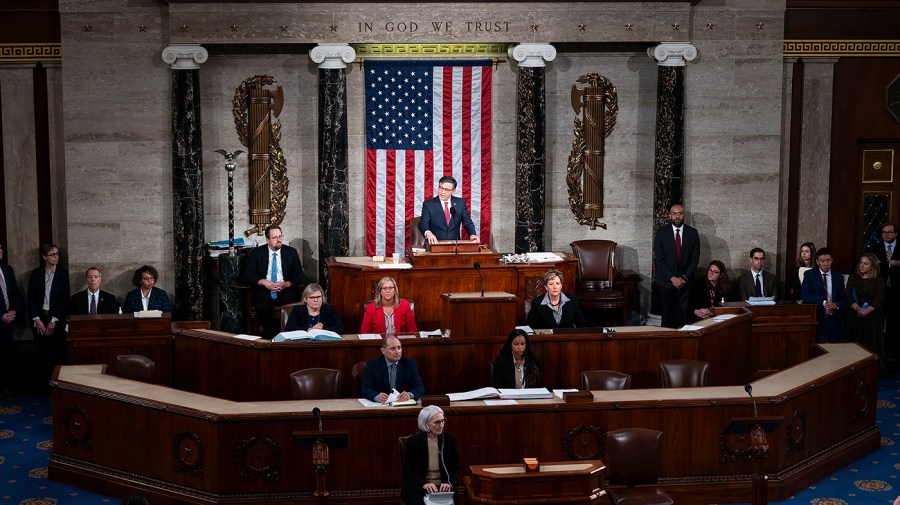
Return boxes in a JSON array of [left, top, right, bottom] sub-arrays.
[[360, 276, 417, 334]]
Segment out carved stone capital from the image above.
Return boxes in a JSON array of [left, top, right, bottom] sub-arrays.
[[508, 43, 557, 68], [647, 43, 697, 67], [310, 43, 357, 69], [162, 44, 208, 70]]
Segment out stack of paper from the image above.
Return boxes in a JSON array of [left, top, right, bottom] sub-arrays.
[[273, 329, 342, 342]]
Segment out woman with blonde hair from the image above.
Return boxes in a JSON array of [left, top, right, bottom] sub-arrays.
[[284, 283, 344, 333], [846, 252, 885, 363], [360, 276, 417, 334]]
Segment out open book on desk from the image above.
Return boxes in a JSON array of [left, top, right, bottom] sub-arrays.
[[273, 329, 343, 342], [447, 387, 553, 401]]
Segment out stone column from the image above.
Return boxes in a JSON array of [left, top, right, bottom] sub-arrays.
[[797, 58, 838, 249], [509, 43, 556, 253], [647, 42, 696, 324], [778, 57, 799, 281], [310, 43, 355, 295], [162, 44, 208, 321]]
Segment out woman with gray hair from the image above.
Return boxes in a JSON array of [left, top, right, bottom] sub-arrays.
[[401, 405, 459, 505]]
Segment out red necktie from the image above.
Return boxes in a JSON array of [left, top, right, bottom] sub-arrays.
[[822, 273, 828, 300], [675, 228, 682, 263], [444, 201, 451, 225]]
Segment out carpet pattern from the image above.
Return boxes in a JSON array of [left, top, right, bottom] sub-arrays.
[[2, 376, 900, 505]]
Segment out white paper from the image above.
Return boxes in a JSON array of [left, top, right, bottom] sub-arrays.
[[358, 333, 383, 340], [358, 398, 391, 408], [712, 314, 737, 321], [524, 252, 563, 263], [747, 296, 776, 306], [135, 310, 163, 318], [397, 334, 417, 339], [233, 334, 262, 341], [447, 387, 500, 402], [484, 399, 518, 406], [678, 324, 704, 331], [419, 329, 442, 338], [376, 263, 413, 269], [498, 387, 553, 400], [553, 389, 579, 399], [515, 325, 535, 335]]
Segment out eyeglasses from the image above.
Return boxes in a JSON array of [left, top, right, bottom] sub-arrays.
[[381, 286, 396, 291], [438, 185, 454, 193], [308, 295, 323, 300], [268, 235, 284, 240], [430, 419, 446, 425], [884, 230, 898, 235]]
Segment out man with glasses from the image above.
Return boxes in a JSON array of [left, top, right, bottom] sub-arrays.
[[653, 204, 700, 328], [242, 225, 304, 337], [873, 223, 900, 368], [735, 248, 777, 300], [360, 335, 425, 403], [418, 175, 479, 244]]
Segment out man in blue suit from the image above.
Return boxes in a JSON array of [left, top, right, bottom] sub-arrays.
[[801, 247, 846, 343], [361, 335, 425, 403], [0, 244, 21, 398], [418, 176, 479, 244], [653, 204, 701, 328]]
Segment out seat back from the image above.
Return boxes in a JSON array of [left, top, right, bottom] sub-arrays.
[[659, 359, 709, 388], [582, 370, 632, 390], [351, 361, 367, 396], [399, 434, 412, 466], [115, 354, 156, 383], [280, 302, 305, 331], [606, 428, 664, 487], [570, 240, 616, 291], [409, 217, 425, 249], [290, 368, 342, 400]]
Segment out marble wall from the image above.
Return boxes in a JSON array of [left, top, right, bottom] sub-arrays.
[[48, 0, 788, 313]]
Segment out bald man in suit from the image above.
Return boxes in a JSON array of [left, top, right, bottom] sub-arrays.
[[653, 204, 701, 328]]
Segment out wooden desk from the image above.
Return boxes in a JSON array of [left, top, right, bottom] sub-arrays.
[[466, 460, 606, 505], [67, 314, 173, 385], [326, 255, 579, 332], [440, 291, 517, 338], [720, 302, 817, 378], [49, 343, 879, 505], [174, 313, 753, 401]]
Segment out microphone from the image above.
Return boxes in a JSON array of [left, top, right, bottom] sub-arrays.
[[744, 384, 758, 418], [313, 407, 323, 431], [474, 261, 485, 297], [450, 207, 459, 254]]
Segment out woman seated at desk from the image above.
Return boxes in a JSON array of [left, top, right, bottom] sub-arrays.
[[284, 283, 344, 333], [401, 405, 459, 505], [492, 329, 542, 389], [525, 269, 586, 329], [122, 265, 171, 313], [360, 276, 417, 334], [689, 260, 731, 322]]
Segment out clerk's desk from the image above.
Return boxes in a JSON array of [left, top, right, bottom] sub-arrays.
[[174, 309, 756, 401], [50, 343, 879, 505]]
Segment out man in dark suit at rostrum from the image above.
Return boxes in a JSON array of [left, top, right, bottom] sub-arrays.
[[417, 175, 479, 244], [735, 247, 778, 300], [242, 224, 304, 338], [0, 244, 22, 398], [360, 335, 426, 403], [653, 203, 701, 328], [70, 267, 120, 315], [871, 223, 900, 366], [801, 247, 846, 343]]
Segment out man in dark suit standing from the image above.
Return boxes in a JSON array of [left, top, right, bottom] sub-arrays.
[[735, 248, 778, 300], [28, 244, 70, 394], [242, 225, 304, 337], [361, 335, 425, 403], [871, 223, 900, 367], [0, 244, 21, 398], [70, 267, 120, 315], [653, 204, 701, 328], [418, 176, 479, 244], [801, 247, 846, 343]]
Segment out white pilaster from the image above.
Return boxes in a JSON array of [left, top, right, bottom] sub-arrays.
[[647, 43, 698, 67], [508, 43, 557, 68], [161, 45, 208, 70], [309, 43, 356, 69]]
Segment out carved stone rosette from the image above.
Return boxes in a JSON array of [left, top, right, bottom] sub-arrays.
[[785, 409, 807, 456], [235, 435, 282, 482], [63, 405, 93, 451], [566, 73, 618, 230], [173, 430, 206, 478], [563, 424, 605, 460], [232, 76, 289, 236], [853, 379, 872, 422]]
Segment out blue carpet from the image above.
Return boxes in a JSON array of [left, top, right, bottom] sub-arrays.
[[2, 376, 900, 505]]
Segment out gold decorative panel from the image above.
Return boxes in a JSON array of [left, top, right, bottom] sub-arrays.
[[0, 43, 61, 63], [862, 149, 894, 183], [784, 40, 900, 57]]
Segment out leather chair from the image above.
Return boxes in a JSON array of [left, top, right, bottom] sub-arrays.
[[399, 434, 412, 466], [409, 217, 425, 249], [115, 355, 156, 383], [659, 359, 709, 388], [581, 370, 632, 390], [289, 368, 342, 400], [570, 240, 628, 326], [605, 428, 674, 505], [351, 361, 367, 397], [280, 302, 305, 331]]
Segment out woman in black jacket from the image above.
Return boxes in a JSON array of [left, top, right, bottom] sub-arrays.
[[492, 329, 542, 389], [525, 269, 586, 329], [401, 405, 459, 505]]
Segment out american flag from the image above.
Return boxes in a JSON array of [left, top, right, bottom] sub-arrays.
[[365, 59, 493, 255]]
